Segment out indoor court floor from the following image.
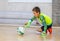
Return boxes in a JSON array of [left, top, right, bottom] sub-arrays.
[[0, 24, 60, 41]]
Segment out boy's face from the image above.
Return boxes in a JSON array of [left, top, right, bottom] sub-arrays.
[[33, 11, 40, 17]]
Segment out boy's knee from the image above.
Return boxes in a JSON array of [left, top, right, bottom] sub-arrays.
[[48, 28, 52, 34]]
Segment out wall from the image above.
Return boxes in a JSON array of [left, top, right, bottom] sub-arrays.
[[52, 0, 60, 26], [0, 1, 52, 26]]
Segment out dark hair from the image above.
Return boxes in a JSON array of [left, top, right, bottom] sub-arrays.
[[32, 6, 40, 14]]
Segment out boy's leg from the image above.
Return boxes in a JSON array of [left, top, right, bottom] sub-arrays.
[[37, 26, 50, 34], [47, 27, 52, 34], [47, 27, 52, 39], [41, 26, 48, 33], [41, 26, 44, 31], [37, 25, 52, 35], [37, 26, 44, 32], [47, 24, 52, 34]]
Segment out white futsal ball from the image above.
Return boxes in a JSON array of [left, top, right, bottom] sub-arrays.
[[17, 27, 25, 35]]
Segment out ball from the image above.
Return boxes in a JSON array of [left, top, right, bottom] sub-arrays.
[[17, 27, 25, 35]]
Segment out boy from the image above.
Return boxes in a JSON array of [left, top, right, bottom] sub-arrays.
[[25, 7, 52, 36]]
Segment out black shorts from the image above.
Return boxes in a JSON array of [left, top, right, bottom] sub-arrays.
[[41, 24, 52, 31]]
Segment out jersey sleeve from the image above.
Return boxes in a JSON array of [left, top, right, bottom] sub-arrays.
[[29, 16, 36, 23], [25, 16, 36, 28], [40, 16, 47, 32]]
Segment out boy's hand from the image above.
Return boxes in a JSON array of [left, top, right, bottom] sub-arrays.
[[24, 22, 28, 25], [24, 23, 30, 28], [24, 24, 30, 28], [41, 31, 46, 37], [24, 21, 31, 28]]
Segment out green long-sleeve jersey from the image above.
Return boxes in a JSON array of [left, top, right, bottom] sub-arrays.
[[25, 13, 52, 32]]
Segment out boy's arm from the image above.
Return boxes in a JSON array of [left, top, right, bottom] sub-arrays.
[[40, 16, 47, 32], [25, 16, 36, 28]]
